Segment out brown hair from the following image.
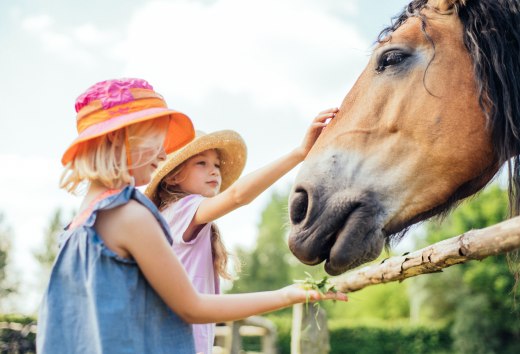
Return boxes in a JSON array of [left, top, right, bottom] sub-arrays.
[[153, 158, 240, 280]]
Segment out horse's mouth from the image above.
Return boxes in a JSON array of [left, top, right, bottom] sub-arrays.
[[288, 190, 386, 275], [325, 208, 385, 275]]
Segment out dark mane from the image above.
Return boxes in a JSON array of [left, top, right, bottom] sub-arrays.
[[376, 0, 520, 287], [379, 0, 520, 219]]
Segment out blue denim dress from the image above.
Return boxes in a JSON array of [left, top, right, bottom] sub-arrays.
[[37, 186, 195, 354]]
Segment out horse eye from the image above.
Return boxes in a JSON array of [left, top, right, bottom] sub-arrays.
[[376, 50, 410, 73]]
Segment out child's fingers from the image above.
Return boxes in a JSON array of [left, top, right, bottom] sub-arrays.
[[307, 290, 348, 302], [317, 107, 339, 115], [314, 108, 338, 123], [311, 118, 333, 129], [330, 291, 348, 302], [311, 122, 328, 129], [315, 111, 338, 120]]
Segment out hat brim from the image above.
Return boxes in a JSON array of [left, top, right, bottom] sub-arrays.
[[61, 107, 194, 165], [144, 130, 247, 202]]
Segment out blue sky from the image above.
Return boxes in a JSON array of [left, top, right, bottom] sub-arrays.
[[0, 0, 410, 313]]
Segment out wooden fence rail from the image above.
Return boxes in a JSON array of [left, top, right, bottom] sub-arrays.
[[331, 215, 520, 293], [214, 316, 277, 354]]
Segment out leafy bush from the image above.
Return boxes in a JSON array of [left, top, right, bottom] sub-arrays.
[[261, 315, 451, 354], [0, 313, 457, 354], [0, 314, 36, 354]]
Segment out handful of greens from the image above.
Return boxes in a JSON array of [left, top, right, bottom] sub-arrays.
[[293, 272, 339, 330], [294, 271, 337, 296]]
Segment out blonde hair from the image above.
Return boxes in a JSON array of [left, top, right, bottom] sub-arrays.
[[153, 159, 240, 280], [60, 117, 168, 194]]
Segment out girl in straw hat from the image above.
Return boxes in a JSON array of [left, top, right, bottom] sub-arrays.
[[145, 108, 339, 354], [37, 78, 345, 354]]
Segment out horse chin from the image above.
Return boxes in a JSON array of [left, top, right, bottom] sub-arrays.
[[288, 189, 387, 275], [324, 219, 386, 276]]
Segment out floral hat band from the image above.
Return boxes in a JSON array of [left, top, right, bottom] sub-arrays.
[[75, 89, 167, 133], [61, 78, 195, 166]]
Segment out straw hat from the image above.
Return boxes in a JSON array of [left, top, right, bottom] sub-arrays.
[[145, 130, 247, 201], [61, 78, 194, 165]]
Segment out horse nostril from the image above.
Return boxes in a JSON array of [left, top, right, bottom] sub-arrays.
[[290, 188, 309, 225]]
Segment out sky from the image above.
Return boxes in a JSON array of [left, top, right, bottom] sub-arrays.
[[0, 0, 411, 313]]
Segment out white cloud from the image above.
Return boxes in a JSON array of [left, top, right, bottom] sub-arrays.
[[20, 14, 120, 67], [114, 0, 370, 114], [21, 14, 53, 31], [40, 30, 72, 51], [73, 23, 118, 46]]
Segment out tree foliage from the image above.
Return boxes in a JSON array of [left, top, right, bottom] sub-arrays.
[[0, 212, 17, 310], [411, 184, 520, 354], [231, 189, 293, 293], [33, 208, 64, 272]]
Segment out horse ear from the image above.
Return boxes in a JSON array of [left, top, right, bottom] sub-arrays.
[[428, 0, 468, 12]]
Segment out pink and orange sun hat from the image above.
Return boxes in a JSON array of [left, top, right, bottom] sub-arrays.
[[61, 78, 195, 166]]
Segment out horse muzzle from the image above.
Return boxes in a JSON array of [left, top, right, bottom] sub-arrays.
[[288, 183, 387, 275]]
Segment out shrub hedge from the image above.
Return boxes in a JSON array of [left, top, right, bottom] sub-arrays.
[[2, 314, 452, 354], [0, 314, 37, 354], [248, 316, 453, 354]]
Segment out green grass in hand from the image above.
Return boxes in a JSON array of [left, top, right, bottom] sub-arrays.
[[293, 272, 338, 330]]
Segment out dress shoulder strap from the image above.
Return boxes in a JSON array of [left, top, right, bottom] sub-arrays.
[[69, 189, 120, 229], [65, 186, 173, 245], [133, 190, 173, 245]]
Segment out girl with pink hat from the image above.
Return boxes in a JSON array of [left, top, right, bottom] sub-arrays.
[[145, 108, 339, 354], [37, 78, 346, 354]]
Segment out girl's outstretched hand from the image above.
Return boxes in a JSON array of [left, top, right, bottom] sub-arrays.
[[296, 107, 339, 159], [281, 283, 348, 305]]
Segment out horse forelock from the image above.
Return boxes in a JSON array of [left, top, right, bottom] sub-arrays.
[[379, 0, 520, 217], [377, 0, 428, 43]]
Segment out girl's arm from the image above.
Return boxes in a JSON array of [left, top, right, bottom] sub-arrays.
[[108, 201, 346, 324], [193, 108, 338, 225]]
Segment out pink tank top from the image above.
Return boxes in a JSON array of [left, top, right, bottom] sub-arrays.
[[162, 194, 219, 354]]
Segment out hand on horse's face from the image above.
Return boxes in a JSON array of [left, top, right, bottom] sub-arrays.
[[296, 107, 339, 160]]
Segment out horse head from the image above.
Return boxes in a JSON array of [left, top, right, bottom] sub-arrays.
[[288, 0, 520, 275]]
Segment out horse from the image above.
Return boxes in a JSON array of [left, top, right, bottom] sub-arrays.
[[287, 0, 520, 276]]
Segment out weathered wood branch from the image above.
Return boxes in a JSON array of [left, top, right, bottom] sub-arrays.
[[332, 216, 520, 293]]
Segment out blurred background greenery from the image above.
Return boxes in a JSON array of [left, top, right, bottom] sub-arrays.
[[1, 183, 519, 353]]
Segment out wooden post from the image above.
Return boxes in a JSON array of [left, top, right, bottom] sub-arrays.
[[291, 303, 330, 354], [230, 321, 241, 354]]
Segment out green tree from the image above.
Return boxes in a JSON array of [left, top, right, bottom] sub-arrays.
[[411, 184, 520, 354], [0, 212, 17, 310], [33, 208, 65, 272], [231, 189, 293, 293]]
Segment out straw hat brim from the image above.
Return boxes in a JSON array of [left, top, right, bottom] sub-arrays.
[[144, 130, 247, 201], [61, 108, 194, 165]]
